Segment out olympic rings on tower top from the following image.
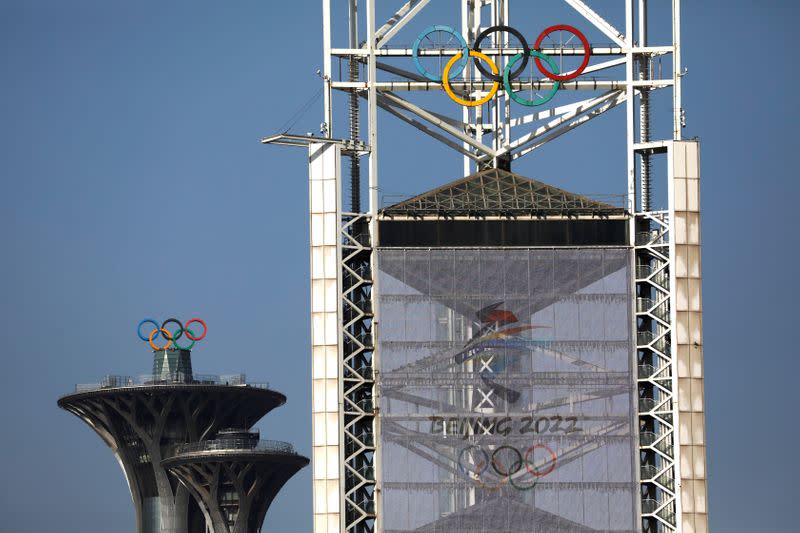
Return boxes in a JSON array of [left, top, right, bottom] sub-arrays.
[[411, 23, 591, 107], [137, 318, 207, 351]]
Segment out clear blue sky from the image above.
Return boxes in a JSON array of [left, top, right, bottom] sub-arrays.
[[1, 1, 797, 532]]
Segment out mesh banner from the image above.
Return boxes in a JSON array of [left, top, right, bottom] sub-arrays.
[[376, 248, 637, 533]]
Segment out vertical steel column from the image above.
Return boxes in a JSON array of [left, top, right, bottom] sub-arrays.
[[673, 0, 683, 141], [348, 0, 361, 213], [461, 0, 473, 176], [322, 0, 333, 137], [625, 0, 636, 214], [500, 0, 510, 160], [366, 2, 381, 527], [639, 0, 652, 212], [366, 0, 378, 218], [463, 0, 486, 172], [336, 3, 379, 531]]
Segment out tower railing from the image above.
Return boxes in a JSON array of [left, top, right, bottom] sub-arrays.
[[71, 373, 270, 393], [171, 439, 297, 456]]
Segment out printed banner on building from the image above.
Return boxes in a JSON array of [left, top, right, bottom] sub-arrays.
[[377, 248, 637, 532]]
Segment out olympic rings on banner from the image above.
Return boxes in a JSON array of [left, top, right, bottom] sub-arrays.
[[412, 23, 591, 107], [504, 50, 560, 107], [412, 25, 470, 82], [458, 443, 557, 491], [442, 50, 499, 107], [137, 317, 207, 351], [534, 25, 591, 81]]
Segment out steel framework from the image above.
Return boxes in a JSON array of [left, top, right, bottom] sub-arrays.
[[263, 1, 706, 532]]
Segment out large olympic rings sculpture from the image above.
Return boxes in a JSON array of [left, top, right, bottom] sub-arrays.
[[412, 24, 590, 107], [458, 443, 557, 491], [137, 318, 207, 351]]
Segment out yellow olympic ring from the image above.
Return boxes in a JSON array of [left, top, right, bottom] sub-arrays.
[[442, 50, 499, 107], [471, 459, 508, 491], [149, 327, 173, 351]]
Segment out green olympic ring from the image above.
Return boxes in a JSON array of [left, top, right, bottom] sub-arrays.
[[172, 328, 197, 351], [504, 50, 561, 107]]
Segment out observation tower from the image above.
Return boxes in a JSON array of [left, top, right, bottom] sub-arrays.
[[58, 318, 308, 533]]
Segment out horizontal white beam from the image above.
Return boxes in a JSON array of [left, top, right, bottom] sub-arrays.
[[331, 46, 626, 57], [331, 79, 673, 91]]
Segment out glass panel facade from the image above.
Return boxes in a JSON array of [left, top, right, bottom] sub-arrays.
[[377, 248, 637, 532]]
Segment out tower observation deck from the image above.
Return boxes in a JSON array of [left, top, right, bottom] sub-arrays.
[[58, 319, 308, 533], [164, 429, 309, 533]]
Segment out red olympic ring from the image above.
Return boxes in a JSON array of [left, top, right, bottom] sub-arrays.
[[185, 318, 207, 341], [534, 24, 591, 81], [524, 444, 557, 477]]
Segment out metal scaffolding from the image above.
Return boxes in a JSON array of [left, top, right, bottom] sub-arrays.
[[263, 2, 706, 532]]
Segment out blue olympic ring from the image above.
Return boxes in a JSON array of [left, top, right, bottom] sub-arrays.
[[137, 318, 160, 341], [412, 25, 470, 82]]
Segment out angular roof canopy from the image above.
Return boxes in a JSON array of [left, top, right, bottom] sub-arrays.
[[409, 496, 600, 532], [380, 168, 625, 218]]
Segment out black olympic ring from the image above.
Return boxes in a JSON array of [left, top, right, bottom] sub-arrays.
[[472, 25, 529, 82], [161, 318, 184, 340], [490, 445, 523, 477]]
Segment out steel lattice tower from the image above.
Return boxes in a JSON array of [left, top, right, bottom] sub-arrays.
[[264, 2, 707, 532]]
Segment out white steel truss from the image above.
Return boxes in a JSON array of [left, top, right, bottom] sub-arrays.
[[635, 210, 679, 531], [263, 2, 707, 532]]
